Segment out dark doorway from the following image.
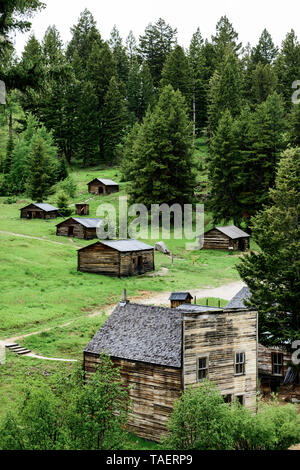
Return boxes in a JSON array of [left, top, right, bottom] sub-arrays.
[[98, 186, 104, 195], [27, 212, 32, 219], [238, 239, 246, 251], [137, 256, 144, 274], [68, 226, 74, 237]]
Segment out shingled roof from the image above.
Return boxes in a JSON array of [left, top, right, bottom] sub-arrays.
[[214, 225, 250, 239], [177, 304, 223, 313], [225, 287, 251, 309], [84, 303, 183, 368]]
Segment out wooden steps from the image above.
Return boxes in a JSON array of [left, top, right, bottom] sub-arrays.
[[5, 343, 31, 356]]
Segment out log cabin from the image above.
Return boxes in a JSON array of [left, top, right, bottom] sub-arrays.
[[77, 239, 155, 276], [201, 225, 250, 251], [169, 292, 193, 308], [56, 218, 103, 239], [75, 203, 89, 216], [20, 203, 58, 220], [226, 287, 294, 391], [87, 178, 119, 196], [84, 297, 258, 441]]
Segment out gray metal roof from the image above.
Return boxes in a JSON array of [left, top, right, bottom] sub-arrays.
[[225, 287, 251, 309], [215, 225, 250, 239], [89, 178, 119, 186], [71, 218, 103, 228], [169, 292, 193, 301], [98, 239, 154, 252], [32, 203, 58, 212], [84, 303, 183, 368], [177, 304, 223, 312]]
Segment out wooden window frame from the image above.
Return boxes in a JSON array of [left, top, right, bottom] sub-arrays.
[[222, 394, 233, 404], [272, 352, 284, 376], [197, 356, 209, 382], [235, 395, 245, 406], [234, 352, 246, 376]]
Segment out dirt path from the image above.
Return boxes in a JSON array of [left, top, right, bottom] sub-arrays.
[[0, 230, 72, 247], [2, 281, 245, 361]]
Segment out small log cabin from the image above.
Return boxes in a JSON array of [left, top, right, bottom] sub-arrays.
[[87, 178, 119, 196], [84, 298, 258, 442], [226, 287, 294, 391], [202, 225, 250, 251], [78, 239, 155, 276], [56, 218, 103, 240], [20, 203, 58, 220], [169, 292, 193, 308], [75, 203, 89, 216]]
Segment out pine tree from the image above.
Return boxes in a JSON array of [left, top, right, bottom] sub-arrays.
[[237, 148, 300, 346], [188, 28, 207, 134], [138, 18, 177, 86], [212, 16, 242, 62], [288, 102, 300, 147], [101, 76, 126, 163], [275, 30, 300, 107], [251, 62, 278, 104], [128, 85, 195, 207], [160, 45, 193, 111], [120, 122, 141, 181], [208, 110, 240, 224], [252, 29, 278, 65], [208, 50, 243, 134], [4, 130, 14, 174], [56, 190, 72, 217], [26, 135, 53, 202], [126, 31, 137, 65], [109, 26, 129, 86]]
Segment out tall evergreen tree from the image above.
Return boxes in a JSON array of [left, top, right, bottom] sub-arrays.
[[212, 16, 242, 61], [275, 30, 300, 107], [252, 29, 278, 65], [208, 110, 240, 224], [160, 45, 193, 111], [109, 26, 129, 86], [138, 18, 177, 87], [237, 148, 300, 346], [208, 50, 242, 134], [100, 76, 126, 163], [188, 28, 207, 134], [26, 134, 53, 201], [127, 85, 195, 207], [251, 62, 278, 104]]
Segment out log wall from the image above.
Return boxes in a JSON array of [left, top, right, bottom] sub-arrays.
[[78, 244, 120, 275], [120, 250, 154, 276], [84, 353, 182, 442], [203, 229, 249, 251], [20, 206, 57, 220], [183, 309, 258, 410], [88, 182, 119, 195], [57, 219, 97, 239], [258, 343, 291, 378]]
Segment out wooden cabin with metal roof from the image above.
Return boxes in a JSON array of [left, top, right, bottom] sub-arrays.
[[87, 178, 119, 196], [202, 225, 250, 251], [20, 203, 58, 220], [84, 295, 258, 441], [56, 218, 103, 239], [77, 239, 155, 276], [169, 292, 193, 308]]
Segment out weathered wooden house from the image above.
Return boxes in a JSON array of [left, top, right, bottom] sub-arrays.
[[20, 203, 58, 220], [75, 203, 89, 216], [201, 225, 250, 251], [87, 178, 119, 196], [169, 292, 193, 308], [56, 218, 103, 239], [77, 239, 155, 276], [84, 298, 258, 441], [226, 287, 294, 391]]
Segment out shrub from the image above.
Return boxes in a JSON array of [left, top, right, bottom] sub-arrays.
[[56, 190, 72, 217]]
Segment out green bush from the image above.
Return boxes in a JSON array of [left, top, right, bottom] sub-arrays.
[[162, 381, 300, 450]]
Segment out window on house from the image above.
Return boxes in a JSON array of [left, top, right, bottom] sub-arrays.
[[223, 394, 232, 403], [272, 352, 284, 376], [197, 357, 208, 381], [236, 395, 244, 405], [235, 352, 245, 376]]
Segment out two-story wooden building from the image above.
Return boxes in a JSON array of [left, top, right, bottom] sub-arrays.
[[84, 298, 258, 441]]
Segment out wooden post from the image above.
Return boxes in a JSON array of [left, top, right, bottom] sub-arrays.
[[206, 299, 209, 307], [194, 296, 197, 305]]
